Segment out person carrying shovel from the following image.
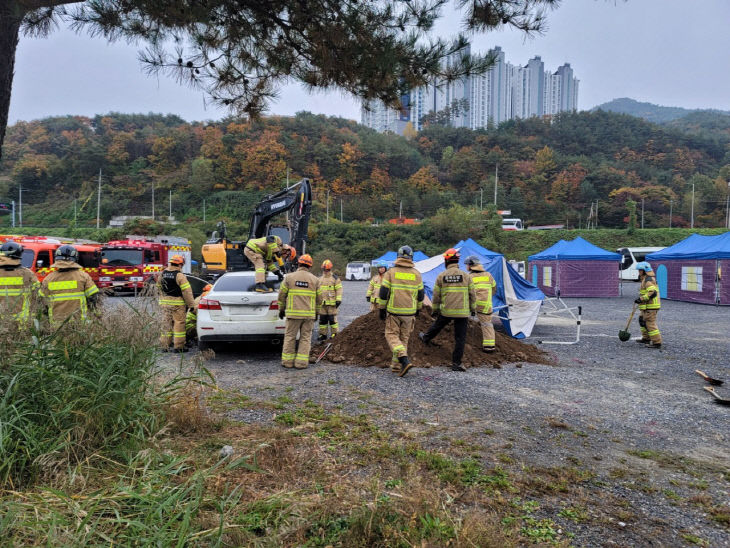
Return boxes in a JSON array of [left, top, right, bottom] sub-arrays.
[[635, 262, 662, 349]]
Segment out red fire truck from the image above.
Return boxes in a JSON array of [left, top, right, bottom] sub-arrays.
[[3, 236, 101, 284], [99, 235, 192, 292]]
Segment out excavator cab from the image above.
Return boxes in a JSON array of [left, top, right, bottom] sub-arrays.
[[201, 179, 312, 281]]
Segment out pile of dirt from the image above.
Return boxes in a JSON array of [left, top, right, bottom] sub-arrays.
[[310, 309, 553, 368]]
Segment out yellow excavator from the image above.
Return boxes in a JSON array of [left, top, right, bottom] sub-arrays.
[[201, 178, 312, 281]]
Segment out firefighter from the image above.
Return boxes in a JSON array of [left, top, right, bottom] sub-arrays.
[[378, 245, 424, 377], [278, 254, 323, 369], [465, 255, 497, 352], [40, 244, 99, 325], [635, 262, 662, 348], [244, 235, 285, 292], [366, 261, 387, 311], [185, 283, 213, 343], [158, 254, 195, 353], [317, 259, 342, 341], [419, 249, 476, 371], [0, 241, 39, 323]]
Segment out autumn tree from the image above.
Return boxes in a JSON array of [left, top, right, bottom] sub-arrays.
[[1, 0, 559, 158]]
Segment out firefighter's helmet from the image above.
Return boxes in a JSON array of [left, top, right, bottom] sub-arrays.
[[464, 255, 481, 268], [376, 260, 388, 271], [443, 248, 460, 262], [169, 254, 185, 266], [321, 259, 333, 271], [266, 235, 283, 247], [202, 284, 213, 293], [55, 244, 78, 262], [397, 245, 413, 259], [635, 261, 653, 274], [0, 241, 23, 260], [298, 254, 313, 267]]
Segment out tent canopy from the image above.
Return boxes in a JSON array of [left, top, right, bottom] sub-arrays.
[[646, 232, 730, 261], [528, 237, 622, 262], [372, 250, 429, 265], [415, 239, 544, 338]]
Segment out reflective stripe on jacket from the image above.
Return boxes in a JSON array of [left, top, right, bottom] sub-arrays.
[[639, 276, 660, 310], [245, 237, 282, 271], [367, 273, 384, 302], [432, 264, 475, 318], [0, 262, 39, 321], [278, 267, 322, 319], [41, 262, 99, 323], [158, 267, 194, 308], [378, 257, 424, 316], [469, 267, 496, 315], [319, 272, 342, 306]]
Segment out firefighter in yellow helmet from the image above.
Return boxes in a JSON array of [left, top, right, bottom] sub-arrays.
[[158, 254, 195, 352], [317, 259, 342, 341], [378, 245, 424, 377], [243, 235, 285, 292], [0, 241, 40, 324], [366, 261, 387, 311], [40, 244, 99, 325], [278, 254, 323, 369], [419, 248, 476, 372], [635, 262, 662, 348], [465, 255, 497, 353], [186, 283, 213, 343]]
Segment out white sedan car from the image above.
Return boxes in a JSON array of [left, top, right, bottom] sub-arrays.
[[196, 271, 286, 350]]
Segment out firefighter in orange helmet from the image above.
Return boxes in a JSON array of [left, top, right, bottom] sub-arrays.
[[317, 259, 342, 341], [367, 261, 387, 311], [278, 254, 323, 369], [158, 254, 195, 352], [465, 255, 497, 352]]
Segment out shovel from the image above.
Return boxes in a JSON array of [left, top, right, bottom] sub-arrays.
[[618, 303, 637, 342], [695, 370, 724, 386]]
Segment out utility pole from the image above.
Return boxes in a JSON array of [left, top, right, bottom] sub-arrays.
[[690, 183, 695, 229], [18, 183, 23, 228], [596, 200, 599, 228], [169, 189, 172, 219], [326, 190, 330, 224], [151, 181, 155, 221], [641, 198, 645, 229], [399, 200, 403, 219], [669, 200, 673, 228], [493, 163, 499, 205], [96, 169, 102, 229], [74, 198, 77, 225], [286, 166, 290, 189], [11, 200, 15, 228], [340, 199, 343, 222]]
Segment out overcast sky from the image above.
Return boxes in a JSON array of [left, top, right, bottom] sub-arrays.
[[8, 0, 730, 124]]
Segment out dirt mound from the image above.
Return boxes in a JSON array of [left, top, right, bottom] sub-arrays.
[[311, 309, 553, 368]]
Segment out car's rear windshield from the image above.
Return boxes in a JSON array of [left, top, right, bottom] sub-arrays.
[[348, 263, 367, 268], [214, 274, 280, 292]]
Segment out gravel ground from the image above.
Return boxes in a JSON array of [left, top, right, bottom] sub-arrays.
[[158, 281, 730, 547]]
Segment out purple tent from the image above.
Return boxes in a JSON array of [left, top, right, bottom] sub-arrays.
[[646, 232, 730, 305], [528, 237, 621, 297]]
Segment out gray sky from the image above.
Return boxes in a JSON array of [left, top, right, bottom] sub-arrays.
[[8, 0, 730, 124]]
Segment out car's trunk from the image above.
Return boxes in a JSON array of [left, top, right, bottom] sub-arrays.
[[208, 292, 278, 320]]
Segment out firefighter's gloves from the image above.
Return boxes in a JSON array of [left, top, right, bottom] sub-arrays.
[[188, 307, 195, 314], [275, 270, 284, 281], [278, 309, 286, 320], [335, 301, 341, 308], [470, 309, 476, 317], [365, 297, 370, 303], [414, 308, 420, 318], [379, 308, 387, 320], [634, 298, 643, 304], [432, 311, 440, 320]]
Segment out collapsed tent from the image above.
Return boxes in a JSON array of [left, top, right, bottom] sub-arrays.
[[372, 250, 429, 267], [415, 239, 544, 338], [646, 232, 730, 305], [528, 237, 622, 297]]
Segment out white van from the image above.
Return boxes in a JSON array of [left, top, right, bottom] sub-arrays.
[[617, 247, 665, 281], [345, 261, 371, 281], [502, 218, 524, 231]]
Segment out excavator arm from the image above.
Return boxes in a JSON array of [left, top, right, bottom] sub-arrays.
[[248, 178, 312, 257]]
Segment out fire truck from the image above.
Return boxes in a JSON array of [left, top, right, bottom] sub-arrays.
[[99, 235, 192, 292], [2, 236, 101, 283]]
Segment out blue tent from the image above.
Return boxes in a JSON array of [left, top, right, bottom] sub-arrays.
[[372, 250, 429, 266], [528, 237, 622, 261], [415, 239, 544, 338], [646, 232, 730, 260]]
